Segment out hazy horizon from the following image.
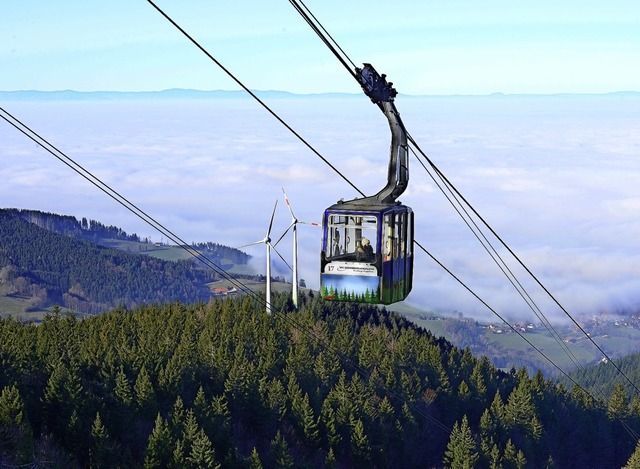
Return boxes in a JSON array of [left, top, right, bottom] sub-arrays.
[[2, 89, 639, 98]]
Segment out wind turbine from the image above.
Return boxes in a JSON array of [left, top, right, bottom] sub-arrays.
[[238, 199, 290, 314], [274, 187, 319, 309]]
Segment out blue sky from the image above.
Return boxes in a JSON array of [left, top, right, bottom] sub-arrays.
[[2, 0, 639, 94]]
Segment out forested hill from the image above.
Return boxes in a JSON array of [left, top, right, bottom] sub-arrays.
[[561, 351, 640, 401], [1, 294, 639, 468], [1, 208, 250, 266], [3, 208, 144, 243], [0, 210, 218, 314]]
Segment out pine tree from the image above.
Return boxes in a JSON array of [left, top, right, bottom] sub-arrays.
[[90, 412, 119, 469], [505, 379, 535, 428], [289, 379, 319, 447], [325, 448, 337, 469], [187, 428, 217, 468], [502, 439, 517, 469], [210, 395, 232, 454], [471, 360, 488, 397], [479, 408, 499, 462], [630, 396, 640, 418], [144, 413, 173, 469], [489, 443, 501, 469], [458, 380, 471, 399], [321, 402, 342, 452], [181, 409, 200, 456], [170, 396, 186, 438], [608, 382, 629, 420], [171, 439, 186, 468], [43, 361, 84, 437], [115, 366, 133, 406], [490, 390, 505, 421], [270, 431, 294, 469], [134, 366, 157, 419], [443, 415, 478, 469], [515, 449, 527, 469], [623, 439, 640, 469], [247, 447, 264, 469], [0, 384, 34, 464], [350, 418, 371, 467], [529, 414, 543, 440], [193, 386, 212, 434]]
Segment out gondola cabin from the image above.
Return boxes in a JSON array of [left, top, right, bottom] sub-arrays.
[[319, 63, 414, 305], [321, 202, 413, 304]]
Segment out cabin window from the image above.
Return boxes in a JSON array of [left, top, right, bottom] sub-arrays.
[[326, 214, 378, 262], [383, 214, 393, 261], [381, 210, 412, 261], [406, 211, 413, 257]]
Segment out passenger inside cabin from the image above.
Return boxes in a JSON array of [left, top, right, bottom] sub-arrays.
[[332, 229, 342, 256], [360, 237, 374, 262]]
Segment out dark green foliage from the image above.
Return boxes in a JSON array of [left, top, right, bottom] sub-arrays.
[[0, 210, 218, 314], [444, 415, 478, 469], [144, 414, 173, 469], [624, 440, 640, 469], [0, 384, 34, 464], [269, 431, 294, 469], [562, 351, 640, 399], [0, 293, 637, 467]]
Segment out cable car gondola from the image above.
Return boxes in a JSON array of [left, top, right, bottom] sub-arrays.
[[321, 64, 413, 304]]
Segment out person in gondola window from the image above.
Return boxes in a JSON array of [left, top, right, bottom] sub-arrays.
[[361, 237, 374, 262], [333, 229, 341, 256]]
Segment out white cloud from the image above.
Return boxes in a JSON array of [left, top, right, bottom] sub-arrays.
[[1, 94, 639, 324]]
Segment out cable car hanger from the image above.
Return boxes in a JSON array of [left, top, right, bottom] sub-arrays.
[[289, 0, 409, 207]]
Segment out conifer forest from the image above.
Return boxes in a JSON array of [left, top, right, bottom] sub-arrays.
[[1, 293, 640, 468]]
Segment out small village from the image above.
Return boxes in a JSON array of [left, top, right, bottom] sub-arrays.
[[486, 312, 640, 339]]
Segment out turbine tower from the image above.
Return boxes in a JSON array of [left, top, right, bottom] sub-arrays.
[[275, 188, 319, 309], [238, 199, 289, 314]]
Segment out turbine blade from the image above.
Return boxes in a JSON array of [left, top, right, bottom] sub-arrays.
[[299, 221, 320, 227], [273, 223, 294, 247], [237, 240, 263, 249], [282, 187, 296, 220], [269, 242, 292, 271], [267, 199, 278, 237]]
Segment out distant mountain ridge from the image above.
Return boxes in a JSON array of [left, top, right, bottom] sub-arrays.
[[1, 89, 638, 101], [0, 89, 361, 101]]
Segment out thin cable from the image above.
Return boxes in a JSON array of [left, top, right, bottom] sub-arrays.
[[146, 0, 363, 199], [295, 0, 357, 69], [288, 0, 357, 75], [410, 145, 585, 371], [407, 132, 640, 396], [0, 107, 263, 304]]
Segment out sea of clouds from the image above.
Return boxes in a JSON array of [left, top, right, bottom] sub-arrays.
[[1, 93, 639, 323]]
